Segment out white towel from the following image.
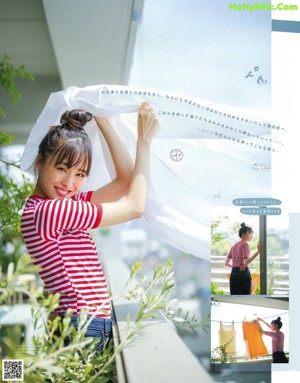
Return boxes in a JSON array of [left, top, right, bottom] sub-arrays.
[[21, 84, 281, 259]]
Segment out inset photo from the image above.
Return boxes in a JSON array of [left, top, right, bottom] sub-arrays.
[[211, 296, 289, 364], [211, 205, 289, 296]]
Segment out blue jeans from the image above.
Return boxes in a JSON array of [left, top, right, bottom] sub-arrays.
[[56, 315, 113, 354]]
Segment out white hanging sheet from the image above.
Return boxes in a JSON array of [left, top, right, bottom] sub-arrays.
[[21, 84, 285, 260]]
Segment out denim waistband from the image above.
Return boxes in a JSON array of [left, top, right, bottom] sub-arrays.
[[69, 315, 112, 331], [49, 312, 112, 323]]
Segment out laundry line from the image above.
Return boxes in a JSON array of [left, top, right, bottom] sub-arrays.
[[211, 310, 289, 324]]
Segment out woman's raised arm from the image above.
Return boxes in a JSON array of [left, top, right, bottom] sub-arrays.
[[91, 115, 134, 203], [97, 102, 158, 227]]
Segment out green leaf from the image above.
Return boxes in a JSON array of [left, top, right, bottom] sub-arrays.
[[0, 53, 34, 110], [84, 364, 94, 376], [0, 131, 14, 144]]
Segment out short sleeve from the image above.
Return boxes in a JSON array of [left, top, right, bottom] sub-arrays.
[[227, 248, 233, 259], [34, 196, 102, 241], [241, 242, 250, 259], [72, 191, 94, 203]]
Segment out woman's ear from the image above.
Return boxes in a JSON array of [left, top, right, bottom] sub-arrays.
[[35, 154, 43, 172]]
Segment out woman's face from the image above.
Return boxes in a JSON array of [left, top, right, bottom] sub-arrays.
[[242, 230, 253, 241], [271, 323, 279, 331], [34, 154, 87, 199]]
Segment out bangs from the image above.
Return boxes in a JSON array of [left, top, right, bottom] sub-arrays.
[[51, 139, 92, 174]]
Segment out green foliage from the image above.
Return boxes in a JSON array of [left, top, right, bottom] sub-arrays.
[[0, 131, 15, 145], [0, 172, 34, 272], [0, 254, 40, 305], [268, 235, 288, 257], [0, 53, 34, 119], [24, 298, 117, 383], [211, 215, 240, 248], [0, 173, 34, 232], [0, 52, 35, 272], [0, 258, 208, 382], [123, 259, 210, 335], [211, 282, 224, 295], [211, 337, 235, 363], [255, 284, 260, 295], [267, 257, 283, 295]]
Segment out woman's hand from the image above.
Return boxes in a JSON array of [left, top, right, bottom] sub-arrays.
[[257, 242, 262, 252], [137, 102, 159, 144]]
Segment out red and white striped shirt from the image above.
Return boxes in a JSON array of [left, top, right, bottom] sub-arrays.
[[21, 191, 111, 318]]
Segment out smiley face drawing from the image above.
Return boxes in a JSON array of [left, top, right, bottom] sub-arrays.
[[170, 149, 183, 162]]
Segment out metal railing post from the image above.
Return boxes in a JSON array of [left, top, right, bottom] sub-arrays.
[[259, 212, 267, 295]]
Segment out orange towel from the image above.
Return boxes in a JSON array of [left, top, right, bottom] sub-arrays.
[[251, 274, 260, 294], [242, 321, 268, 359], [219, 321, 236, 354], [226, 273, 260, 295]]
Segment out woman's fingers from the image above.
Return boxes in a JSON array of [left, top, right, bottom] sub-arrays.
[[139, 102, 156, 117], [137, 102, 159, 143], [139, 102, 150, 112]]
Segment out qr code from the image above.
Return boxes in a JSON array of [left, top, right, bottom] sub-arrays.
[[2, 359, 24, 381]]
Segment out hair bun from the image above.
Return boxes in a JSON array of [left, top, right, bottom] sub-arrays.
[[277, 317, 281, 320], [60, 109, 93, 130], [241, 222, 246, 228]]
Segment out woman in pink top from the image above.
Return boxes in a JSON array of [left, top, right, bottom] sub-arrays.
[[225, 223, 261, 295], [255, 317, 288, 363]]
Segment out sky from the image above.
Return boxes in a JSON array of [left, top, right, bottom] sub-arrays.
[[129, 0, 271, 110]]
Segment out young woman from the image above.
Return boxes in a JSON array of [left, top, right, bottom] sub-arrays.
[[21, 103, 158, 353], [225, 223, 261, 295], [255, 317, 288, 363]]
